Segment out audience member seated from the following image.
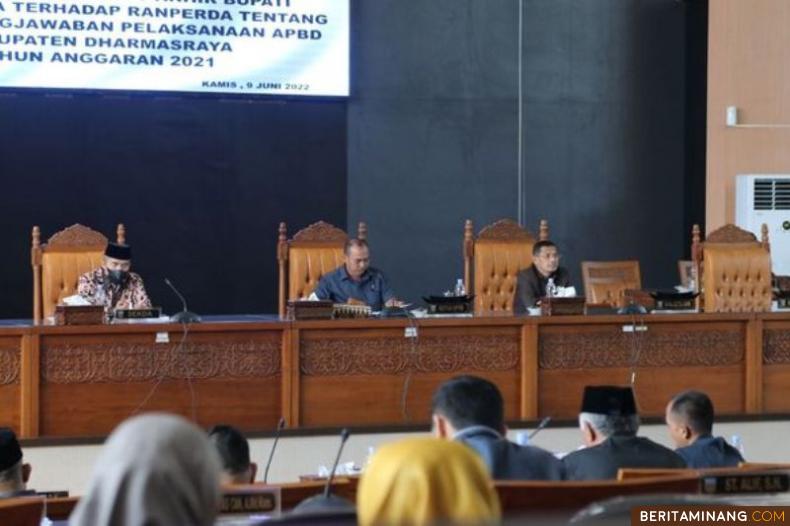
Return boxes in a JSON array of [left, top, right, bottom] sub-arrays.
[[357, 437, 500, 526], [431, 375, 564, 480], [563, 386, 686, 480], [78, 242, 152, 312], [665, 390, 744, 468], [208, 424, 258, 485], [0, 428, 34, 499], [312, 239, 399, 311], [70, 413, 221, 526], [513, 240, 571, 312]]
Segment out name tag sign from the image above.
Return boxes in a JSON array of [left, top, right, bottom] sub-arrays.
[[220, 486, 281, 516], [113, 308, 162, 320], [702, 473, 790, 495]]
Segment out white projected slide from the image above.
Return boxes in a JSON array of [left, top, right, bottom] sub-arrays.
[[0, 0, 349, 96]]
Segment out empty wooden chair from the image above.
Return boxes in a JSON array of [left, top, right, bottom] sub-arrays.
[[692, 224, 771, 312], [581, 260, 641, 308]]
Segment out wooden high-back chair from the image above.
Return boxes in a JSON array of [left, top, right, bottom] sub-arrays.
[[31, 223, 126, 324], [0, 497, 45, 526], [277, 221, 367, 317], [692, 223, 771, 312], [581, 260, 642, 308], [463, 218, 549, 314], [494, 475, 700, 515]]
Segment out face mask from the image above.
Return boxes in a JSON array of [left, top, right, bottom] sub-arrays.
[[107, 269, 129, 286]]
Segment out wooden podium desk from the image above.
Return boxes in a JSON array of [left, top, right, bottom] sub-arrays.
[[0, 312, 788, 439]]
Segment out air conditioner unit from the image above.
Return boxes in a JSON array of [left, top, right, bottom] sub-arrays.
[[735, 174, 790, 276]]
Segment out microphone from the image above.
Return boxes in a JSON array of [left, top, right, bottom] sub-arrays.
[[263, 417, 286, 484], [323, 428, 350, 498], [527, 416, 552, 440], [290, 428, 354, 516], [164, 278, 201, 323]]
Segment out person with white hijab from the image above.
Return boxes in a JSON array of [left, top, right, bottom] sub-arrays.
[[70, 413, 222, 526]]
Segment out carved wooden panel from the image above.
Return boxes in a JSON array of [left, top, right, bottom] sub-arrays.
[[42, 340, 280, 384], [705, 224, 757, 244], [301, 334, 519, 376], [764, 329, 790, 365], [292, 221, 347, 243], [46, 224, 108, 248], [477, 219, 535, 241], [539, 329, 743, 369], [0, 347, 20, 385]]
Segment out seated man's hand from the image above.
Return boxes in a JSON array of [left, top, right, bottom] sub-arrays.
[[385, 298, 405, 308]]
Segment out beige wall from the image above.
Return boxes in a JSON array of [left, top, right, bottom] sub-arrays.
[[707, 0, 790, 230]]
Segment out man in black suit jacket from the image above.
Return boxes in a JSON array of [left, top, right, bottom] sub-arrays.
[[513, 240, 571, 312], [563, 386, 686, 480], [431, 375, 564, 481], [665, 390, 744, 469]]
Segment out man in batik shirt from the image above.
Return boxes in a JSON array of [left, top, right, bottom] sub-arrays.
[[78, 242, 152, 311]]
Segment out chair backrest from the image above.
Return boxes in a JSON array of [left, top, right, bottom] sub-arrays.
[[44, 496, 79, 521], [617, 467, 744, 481], [31, 224, 125, 324], [463, 218, 549, 314], [277, 221, 367, 318], [0, 497, 45, 526], [494, 475, 700, 514], [580, 260, 642, 308], [692, 223, 772, 313]]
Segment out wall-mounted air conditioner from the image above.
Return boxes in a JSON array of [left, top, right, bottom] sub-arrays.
[[735, 174, 790, 276]]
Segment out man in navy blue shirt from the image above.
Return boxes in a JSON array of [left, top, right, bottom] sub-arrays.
[[313, 239, 397, 311], [665, 390, 744, 469]]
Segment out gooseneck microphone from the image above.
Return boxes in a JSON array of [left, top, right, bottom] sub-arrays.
[[527, 416, 552, 441], [323, 428, 350, 498], [263, 417, 286, 484], [290, 428, 355, 515], [164, 278, 201, 323]]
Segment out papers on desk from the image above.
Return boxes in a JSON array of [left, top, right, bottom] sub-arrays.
[[61, 294, 92, 306], [111, 316, 171, 324], [554, 286, 577, 298], [409, 308, 473, 318]]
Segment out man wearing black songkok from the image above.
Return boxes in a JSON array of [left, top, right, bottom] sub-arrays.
[[562, 386, 686, 480], [78, 242, 152, 311], [0, 428, 35, 499]]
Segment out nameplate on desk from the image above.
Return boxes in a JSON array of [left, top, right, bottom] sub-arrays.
[[540, 297, 586, 316], [649, 290, 698, 311], [113, 308, 162, 319], [220, 486, 281, 515], [55, 305, 104, 326], [423, 295, 473, 314], [702, 473, 790, 495], [287, 300, 334, 320]]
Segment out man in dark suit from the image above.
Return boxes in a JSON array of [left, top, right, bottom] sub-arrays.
[[665, 390, 744, 468], [208, 424, 258, 484], [513, 240, 571, 312], [431, 375, 564, 480], [563, 386, 686, 480]]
